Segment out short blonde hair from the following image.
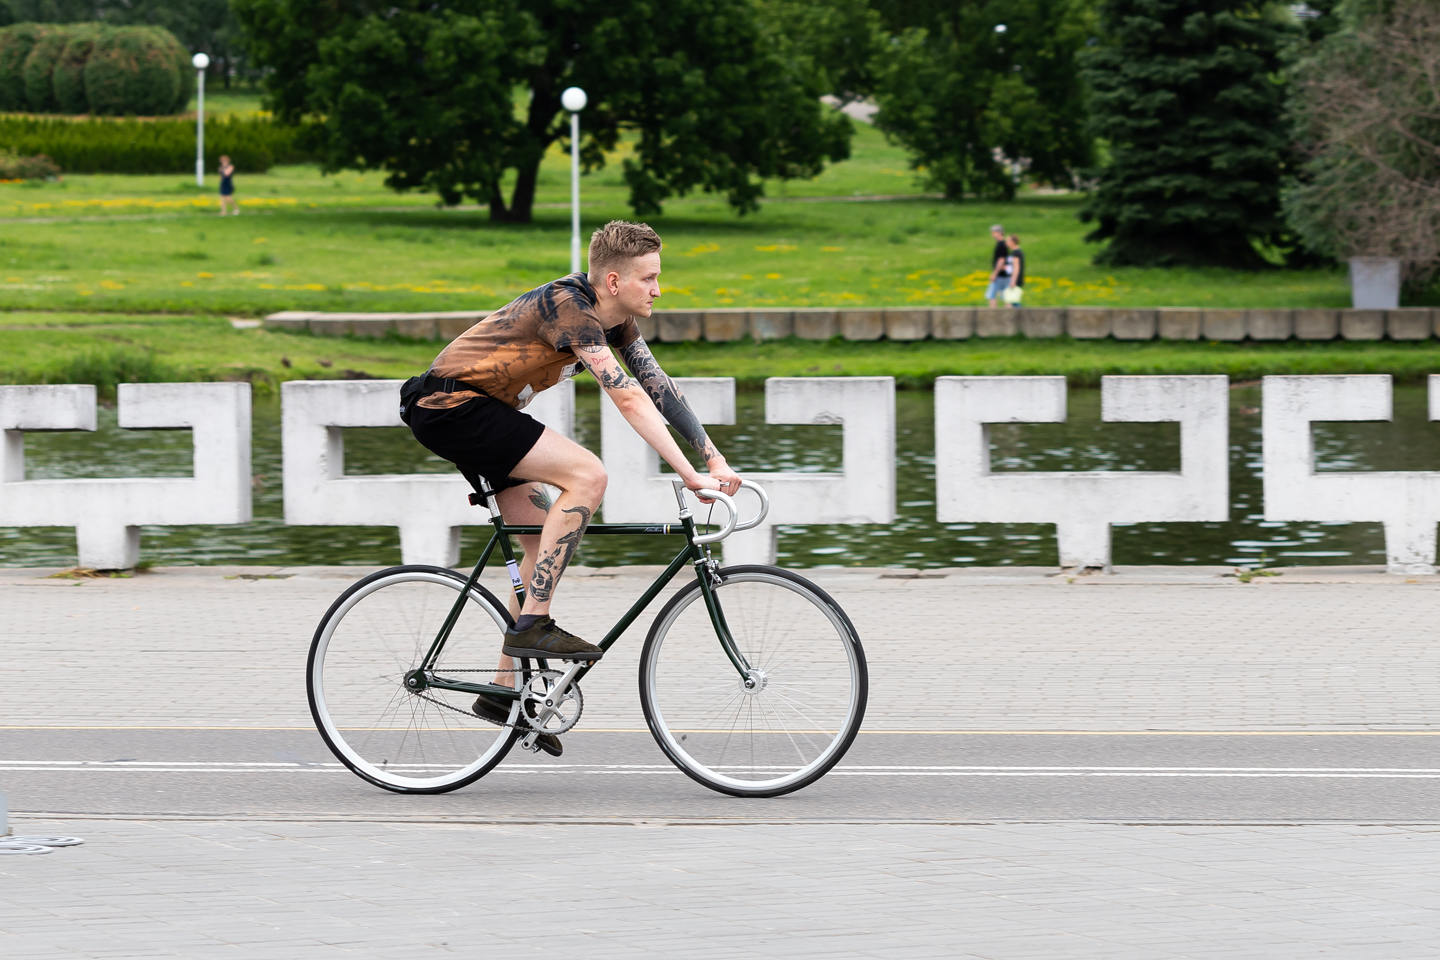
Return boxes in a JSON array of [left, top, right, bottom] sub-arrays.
[[588, 220, 662, 277]]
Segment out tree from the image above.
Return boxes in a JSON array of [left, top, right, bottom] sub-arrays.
[[1282, 0, 1440, 292], [232, 0, 852, 223], [1079, 0, 1294, 267], [755, 0, 884, 106], [866, 0, 1095, 201]]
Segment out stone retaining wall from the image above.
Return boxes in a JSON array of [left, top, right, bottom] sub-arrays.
[[264, 306, 1440, 342]]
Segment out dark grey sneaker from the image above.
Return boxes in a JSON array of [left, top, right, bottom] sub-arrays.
[[472, 691, 562, 758], [501, 616, 603, 662]]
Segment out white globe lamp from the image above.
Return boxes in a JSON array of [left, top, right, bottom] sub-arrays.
[[192, 53, 210, 186], [562, 87, 587, 271], [561, 86, 587, 113]]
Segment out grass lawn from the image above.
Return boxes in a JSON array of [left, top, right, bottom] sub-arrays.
[[4, 311, 1437, 396], [0, 116, 1377, 316]]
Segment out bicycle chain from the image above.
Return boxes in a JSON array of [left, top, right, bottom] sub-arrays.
[[409, 668, 530, 731]]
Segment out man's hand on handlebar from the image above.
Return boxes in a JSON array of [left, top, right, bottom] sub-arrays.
[[689, 457, 742, 497]]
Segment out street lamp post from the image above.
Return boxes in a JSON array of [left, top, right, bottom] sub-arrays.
[[561, 86, 587, 274], [192, 52, 210, 187]]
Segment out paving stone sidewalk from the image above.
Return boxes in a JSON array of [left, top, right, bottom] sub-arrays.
[[2, 564, 1438, 730]]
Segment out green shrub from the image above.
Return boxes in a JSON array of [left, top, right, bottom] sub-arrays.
[[148, 26, 194, 114], [0, 22, 46, 110], [0, 152, 62, 179], [83, 25, 179, 116], [52, 25, 104, 115], [21, 27, 68, 112], [0, 114, 316, 173]]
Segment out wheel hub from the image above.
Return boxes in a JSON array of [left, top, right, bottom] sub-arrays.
[[740, 668, 768, 696]]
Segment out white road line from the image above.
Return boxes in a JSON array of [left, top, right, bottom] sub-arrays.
[[6, 761, 1440, 779]]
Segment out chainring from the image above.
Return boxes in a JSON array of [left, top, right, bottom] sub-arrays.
[[520, 669, 583, 735]]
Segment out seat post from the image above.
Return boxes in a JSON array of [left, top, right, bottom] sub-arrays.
[[463, 473, 502, 521]]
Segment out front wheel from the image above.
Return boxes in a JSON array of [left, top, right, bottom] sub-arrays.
[[307, 565, 523, 793], [639, 565, 867, 797]]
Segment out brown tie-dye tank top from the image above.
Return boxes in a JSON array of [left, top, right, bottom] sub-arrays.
[[418, 273, 640, 410]]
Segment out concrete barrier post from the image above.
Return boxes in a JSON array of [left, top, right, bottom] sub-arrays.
[[935, 376, 1229, 570], [281, 379, 573, 566], [599, 377, 896, 565], [1262, 375, 1440, 574], [0, 383, 252, 569]]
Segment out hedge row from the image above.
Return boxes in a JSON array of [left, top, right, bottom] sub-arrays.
[[0, 22, 193, 116], [0, 115, 317, 174]]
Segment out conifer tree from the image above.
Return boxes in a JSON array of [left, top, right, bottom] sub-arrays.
[[1080, 0, 1293, 267]]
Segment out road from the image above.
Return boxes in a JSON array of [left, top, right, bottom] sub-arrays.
[[6, 729, 1440, 824]]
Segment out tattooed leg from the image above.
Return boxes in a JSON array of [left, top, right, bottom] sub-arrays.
[[502, 427, 609, 617], [493, 481, 553, 682], [528, 504, 592, 604]]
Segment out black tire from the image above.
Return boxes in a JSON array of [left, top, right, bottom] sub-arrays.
[[638, 565, 867, 797], [307, 565, 523, 793]]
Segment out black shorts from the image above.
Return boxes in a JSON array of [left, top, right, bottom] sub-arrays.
[[405, 390, 545, 496]]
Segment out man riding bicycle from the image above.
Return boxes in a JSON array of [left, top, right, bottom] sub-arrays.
[[401, 220, 742, 753]]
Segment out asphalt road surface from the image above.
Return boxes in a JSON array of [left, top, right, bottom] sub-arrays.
[[8, 727, 1440, 824]]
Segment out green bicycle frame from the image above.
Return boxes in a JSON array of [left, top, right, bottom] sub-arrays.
[[411, 503, 752, 703]]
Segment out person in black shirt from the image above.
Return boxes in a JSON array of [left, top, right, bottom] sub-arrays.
[[984, 223, 1010, 307], [218, 156, 237, 216], [1003, 234, 1025, 307]]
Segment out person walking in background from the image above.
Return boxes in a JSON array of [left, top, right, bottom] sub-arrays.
[[1003, 234, 1025, 307], [218, 156, 238, 216], [984, 223, 1010, 307]]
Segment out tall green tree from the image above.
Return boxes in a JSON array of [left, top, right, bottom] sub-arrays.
[[755, 0, 884, 105], [866, 0, 1095, 200], [1079, 0, 1294, 267], [233, 0, 852, 223]]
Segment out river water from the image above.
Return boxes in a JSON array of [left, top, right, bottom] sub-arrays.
[[1, 385, 1436, 569]]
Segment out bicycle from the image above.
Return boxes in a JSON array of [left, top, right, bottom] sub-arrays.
[[306, 479, 868, 798]]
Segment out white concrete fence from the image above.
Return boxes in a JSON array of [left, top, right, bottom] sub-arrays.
[[1, 375, 1437, 573], [935, 376, 1231, 570], [0, 383, 251, 570]]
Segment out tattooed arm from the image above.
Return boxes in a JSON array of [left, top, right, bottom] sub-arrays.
[[618, 336, 724, 463], [573, 342, 741, 494]]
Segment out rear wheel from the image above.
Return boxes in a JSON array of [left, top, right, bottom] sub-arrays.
[[639, 565, 867, 797], [307, 565, 524, 793]]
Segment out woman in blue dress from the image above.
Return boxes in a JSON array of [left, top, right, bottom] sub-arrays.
[[218, 155, 237, 216]]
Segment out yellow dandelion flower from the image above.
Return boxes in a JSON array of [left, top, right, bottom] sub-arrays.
[[765, 272, 782, 280], [821, 246, 843, 252], [197, 272, 215, 279]]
